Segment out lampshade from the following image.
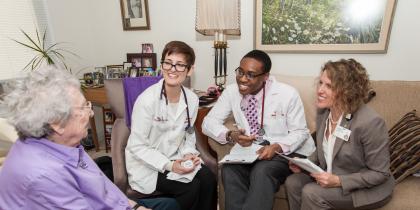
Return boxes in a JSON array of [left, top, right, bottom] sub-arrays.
[[195, 0, 241, 36]]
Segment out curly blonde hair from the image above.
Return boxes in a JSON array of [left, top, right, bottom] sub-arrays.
[[321, 58, 371, 114]]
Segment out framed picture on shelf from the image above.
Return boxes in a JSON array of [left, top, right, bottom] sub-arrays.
[[129, 67, 139, 77], [127, 53, 157, 70], [142, 57, 153, 68], [119, 0, 150, 30], [106, 65, 124, 79], [255, 0, 397, 53], [142, 43, 154, 53], [105, 124, 113, 136], [104, 110, 114, 123], [123, 62, 132, 72]]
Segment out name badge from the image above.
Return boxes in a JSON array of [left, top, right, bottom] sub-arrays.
[[333, 125, 351, 141]]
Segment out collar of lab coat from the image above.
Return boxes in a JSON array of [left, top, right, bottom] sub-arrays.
[[157, 79, 188, 121]]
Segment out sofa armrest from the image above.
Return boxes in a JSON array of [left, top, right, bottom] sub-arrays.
[[196, 132, 218, 175]]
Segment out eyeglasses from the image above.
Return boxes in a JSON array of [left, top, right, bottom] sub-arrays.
[[75, 101, 92, 111], [161, 61, 189, 72], [235, 67, 266, 80]]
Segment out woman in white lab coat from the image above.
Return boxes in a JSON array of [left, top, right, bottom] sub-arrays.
[[125, 41, 217, 210]]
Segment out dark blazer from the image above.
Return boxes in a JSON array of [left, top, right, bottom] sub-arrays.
[[310, 104, 395, 207]]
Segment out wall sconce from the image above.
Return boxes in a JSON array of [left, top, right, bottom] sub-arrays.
[[195, 0, 241, 90]]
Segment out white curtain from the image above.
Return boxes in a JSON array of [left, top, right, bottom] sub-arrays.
[[0, 0, 51, 80]]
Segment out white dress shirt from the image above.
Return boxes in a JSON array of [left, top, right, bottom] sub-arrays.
[[202, 76, 315, 156]]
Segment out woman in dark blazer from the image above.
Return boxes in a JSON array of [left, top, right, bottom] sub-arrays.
[[285, 59, 395, 210]]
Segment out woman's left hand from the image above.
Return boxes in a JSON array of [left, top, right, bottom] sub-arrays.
[[310, 172, 341, 188]]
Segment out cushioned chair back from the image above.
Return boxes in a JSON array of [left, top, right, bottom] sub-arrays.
[[104, 79, 131, 194]]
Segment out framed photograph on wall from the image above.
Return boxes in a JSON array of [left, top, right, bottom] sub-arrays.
[[120, 0, 150, 30], [255, 0, 397, 53]]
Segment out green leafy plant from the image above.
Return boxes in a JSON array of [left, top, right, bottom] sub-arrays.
[[12, 28, 78, 72]]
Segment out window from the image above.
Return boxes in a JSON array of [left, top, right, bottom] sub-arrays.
[[0, 0, 51, 80]]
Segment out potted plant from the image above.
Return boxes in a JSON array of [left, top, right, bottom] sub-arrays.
[[12, 28, 78, 72]]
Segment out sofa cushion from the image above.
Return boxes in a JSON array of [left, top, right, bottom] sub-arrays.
[[388, 110, 420, 183]]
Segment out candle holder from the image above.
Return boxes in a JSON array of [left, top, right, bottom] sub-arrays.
[[195, 0, 241, 91], [213, 31, 228, 90]]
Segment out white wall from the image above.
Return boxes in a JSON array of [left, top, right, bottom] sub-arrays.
[[46, 0, 420, 90]]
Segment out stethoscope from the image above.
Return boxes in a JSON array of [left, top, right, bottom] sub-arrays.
[[160, 81, 194, 134]]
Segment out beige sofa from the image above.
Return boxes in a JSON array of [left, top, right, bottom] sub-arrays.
[[208, 74, 420, 210]]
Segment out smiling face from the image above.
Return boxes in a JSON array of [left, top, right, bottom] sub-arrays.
[[161, 53, 191, 88], [236, 57, 269, 95], [316, 70, 336, 109]]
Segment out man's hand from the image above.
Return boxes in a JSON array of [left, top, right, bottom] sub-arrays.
[[257, 144, 281, 160], [230, 129, 255, 147], [310, 172, 341, 188]]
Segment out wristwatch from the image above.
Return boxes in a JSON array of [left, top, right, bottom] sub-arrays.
[[132, 203, 141, 210]]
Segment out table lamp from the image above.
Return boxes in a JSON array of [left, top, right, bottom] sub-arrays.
[[195, 0, 241, 90]]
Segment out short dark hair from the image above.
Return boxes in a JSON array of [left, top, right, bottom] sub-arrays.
[[242, 50, 272, 73], [161, 41, 195, 68]]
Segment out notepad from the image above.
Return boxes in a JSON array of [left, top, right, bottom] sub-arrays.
[[219, 143, 263, 164]]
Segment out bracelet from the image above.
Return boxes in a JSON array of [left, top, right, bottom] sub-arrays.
[[132, 203, 141, 210]]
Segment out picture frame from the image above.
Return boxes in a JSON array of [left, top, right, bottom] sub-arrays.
[[255, 0, 397, 53], [142, 58, 153, 67], [127, 53, 157, 70], [142, 43, 154, 53], [123, 62, 132, 76], [119, 0, 150, 30], [106, 65, 124, 79], [104, 110, 114, 123], [128, 67, 139, 77]]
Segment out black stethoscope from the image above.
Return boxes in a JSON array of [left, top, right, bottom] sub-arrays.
[[160, 81, 194, 134]]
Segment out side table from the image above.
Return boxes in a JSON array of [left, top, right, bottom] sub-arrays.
[[83, 87, 108, 152]]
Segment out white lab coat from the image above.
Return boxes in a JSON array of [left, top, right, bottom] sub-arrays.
[[202, 76, 315, 156], [125, 79, 199, 194]]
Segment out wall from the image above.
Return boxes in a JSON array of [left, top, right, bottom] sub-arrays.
[[46, 0, 420, 91]]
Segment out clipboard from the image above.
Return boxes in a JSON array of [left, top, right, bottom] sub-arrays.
[[219, 143, 262, 164], [277, 152, 324, 173]]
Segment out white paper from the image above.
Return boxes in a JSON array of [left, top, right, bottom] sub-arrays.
[[278, 153, 324, 173], [167, 164, 201, 183], [219, 143, 263, 164]]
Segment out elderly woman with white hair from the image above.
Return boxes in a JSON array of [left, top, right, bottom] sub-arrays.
[[0, 67, 179, 210]]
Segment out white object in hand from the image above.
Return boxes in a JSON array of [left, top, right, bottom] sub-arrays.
[[181, 160, 194, 169]]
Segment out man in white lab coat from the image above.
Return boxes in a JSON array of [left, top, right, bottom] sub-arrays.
[[202, 50, 315, 210]]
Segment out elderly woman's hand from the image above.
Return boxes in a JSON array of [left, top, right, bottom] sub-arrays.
[[310, 172, 341, 188]]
